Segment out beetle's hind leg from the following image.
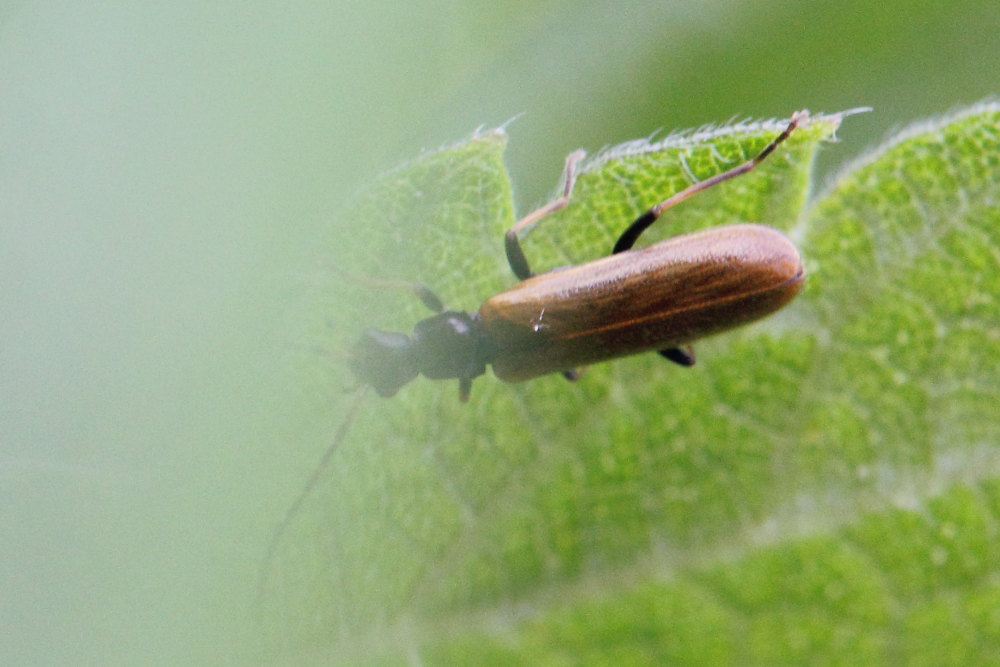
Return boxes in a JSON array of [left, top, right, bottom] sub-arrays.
[[659, 345, 696, 367], [504, 149, 587, 280], [612, 110, 810, 254]]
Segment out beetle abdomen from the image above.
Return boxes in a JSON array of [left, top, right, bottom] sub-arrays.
[[481, 223, 804, 382]]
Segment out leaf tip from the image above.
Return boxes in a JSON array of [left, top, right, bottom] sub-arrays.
[[819, 97, 1000, 198], [813, 106, 874, 142]]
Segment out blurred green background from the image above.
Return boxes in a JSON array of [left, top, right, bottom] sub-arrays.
[[1, 0, 996, 663]]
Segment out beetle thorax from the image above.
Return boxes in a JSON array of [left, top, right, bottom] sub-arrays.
[[410, 311, 492, 381]]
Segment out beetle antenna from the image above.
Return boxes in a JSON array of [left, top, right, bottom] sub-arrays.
[[257, 386, 370, 605]]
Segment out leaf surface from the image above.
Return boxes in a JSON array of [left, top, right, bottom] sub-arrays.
[[261, 105, 1000, 663]]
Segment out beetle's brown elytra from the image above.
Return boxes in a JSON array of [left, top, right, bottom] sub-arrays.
[[484, 224, 803, 382], [350, 110, 810, 402]]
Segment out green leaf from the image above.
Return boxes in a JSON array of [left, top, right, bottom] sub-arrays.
[[260, 104, 1000, 663]]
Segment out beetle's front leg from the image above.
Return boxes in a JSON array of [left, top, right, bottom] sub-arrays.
[[361, 279, 445, 313]]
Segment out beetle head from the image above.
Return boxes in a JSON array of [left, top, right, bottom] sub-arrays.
[[349, 329, 419, 398]]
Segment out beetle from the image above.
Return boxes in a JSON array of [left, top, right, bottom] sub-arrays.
[[350, 110, 809, 402], [259, 111, 811, 599]]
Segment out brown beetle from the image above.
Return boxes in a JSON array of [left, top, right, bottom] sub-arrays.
[[351, 111, 809, 401]]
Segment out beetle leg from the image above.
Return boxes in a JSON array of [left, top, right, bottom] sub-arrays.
[[612, 110, 809, 254], [659, 345, 696, 367], [561, 368, 586, 381], [458, 376, 473, 402], [329, 267, 448, 314], [362, 279, 445, 313], [408, 283, 445, 313], [504, 149, 587, 280]]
